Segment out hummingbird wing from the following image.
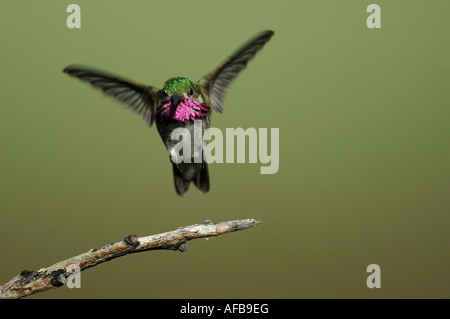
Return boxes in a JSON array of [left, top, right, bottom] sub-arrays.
[[199, 30, 274, 113], [63, 66, 158, 127]]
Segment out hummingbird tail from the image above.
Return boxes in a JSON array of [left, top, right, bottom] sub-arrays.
[[193, 162, 210, 195], [172, 162, 210, 196], [172, 164, 191, 196]]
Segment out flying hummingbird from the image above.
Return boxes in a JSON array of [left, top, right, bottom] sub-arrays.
[[63, 30, 274, 196]]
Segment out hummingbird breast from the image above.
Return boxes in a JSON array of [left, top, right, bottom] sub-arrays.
[[156, 115, 211, 181]]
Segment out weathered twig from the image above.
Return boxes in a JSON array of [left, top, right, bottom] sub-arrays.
[[0, 219, 261, 299]]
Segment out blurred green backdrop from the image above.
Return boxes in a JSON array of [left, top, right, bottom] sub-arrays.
[[0, 0, 448, 298]]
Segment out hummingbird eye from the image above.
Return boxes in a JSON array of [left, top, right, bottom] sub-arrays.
[[189, 88, 193, 96]]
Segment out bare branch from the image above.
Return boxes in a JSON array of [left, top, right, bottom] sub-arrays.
[[0, 219, 261, 299]]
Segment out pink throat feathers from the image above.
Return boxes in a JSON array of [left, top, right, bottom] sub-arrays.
[[159, 98, 210, 123]]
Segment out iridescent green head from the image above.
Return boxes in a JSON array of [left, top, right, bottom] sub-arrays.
[[163, 77, 192, 95]]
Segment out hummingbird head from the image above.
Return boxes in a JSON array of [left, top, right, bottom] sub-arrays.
[[162, 77, 195, 107], [157, 77, 210, 123]]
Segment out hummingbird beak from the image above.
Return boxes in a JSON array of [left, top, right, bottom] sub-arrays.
[[168, 94, 182, 119], [170, 95, 182, 107]]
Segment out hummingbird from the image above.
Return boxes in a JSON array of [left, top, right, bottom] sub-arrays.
[[63, 30, 274, 196]]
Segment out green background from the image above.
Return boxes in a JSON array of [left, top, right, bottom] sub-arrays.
[[0, 0, 448, 298]]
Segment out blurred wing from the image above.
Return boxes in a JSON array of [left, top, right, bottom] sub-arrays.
[[63, 66, 158, 127], [199, 30, 274, 113]]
